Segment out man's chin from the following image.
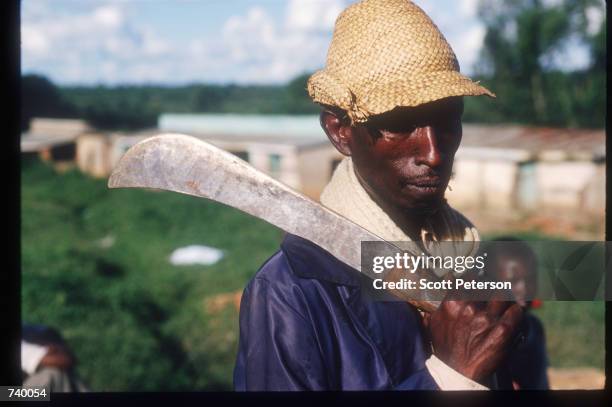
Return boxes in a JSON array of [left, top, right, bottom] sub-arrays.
[[399, 194, 446, 214]]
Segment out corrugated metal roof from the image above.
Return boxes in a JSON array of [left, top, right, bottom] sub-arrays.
[[158, 115, 604, 156], [461, 124, 604, 159], [29, 118, 90, 137], [20, 132, 78, 152], [114, 128, 329, 149], [109, 115, 606, 159], [159, 113, 324, 139]]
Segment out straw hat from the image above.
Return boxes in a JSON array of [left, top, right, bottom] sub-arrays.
[[307, 0, 495, 124]]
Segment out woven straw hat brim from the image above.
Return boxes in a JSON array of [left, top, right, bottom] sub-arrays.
[[308, 69, 495, 123], [360, 70, 496, 119]]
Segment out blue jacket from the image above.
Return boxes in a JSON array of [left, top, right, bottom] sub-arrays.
[[234, 233, 438, 390]]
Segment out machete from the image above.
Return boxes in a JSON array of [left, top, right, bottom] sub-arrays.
[[108, 133, 440, 313]]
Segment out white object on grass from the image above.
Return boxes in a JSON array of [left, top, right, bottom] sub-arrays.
[[96, 235, 116, 249], [169, 245, 224, 266]]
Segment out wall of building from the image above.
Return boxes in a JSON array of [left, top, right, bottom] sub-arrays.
[[447, 155, 604, 214], [76, 133, 112, 178], [244, 144, 300, 189], [582, 164, 605, 214], [536, 161, 601, 210], [296, 145, 343, 200], [446, 157, 520, 211]]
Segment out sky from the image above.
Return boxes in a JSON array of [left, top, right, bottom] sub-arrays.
[[21, 0, 605, 86]]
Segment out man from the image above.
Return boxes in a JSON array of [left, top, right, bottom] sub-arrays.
[[22, 324, 89, 392], [234, 0, 523, 390]]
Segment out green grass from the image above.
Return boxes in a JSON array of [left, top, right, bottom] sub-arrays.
[[21, 159, 605, 390], [21, 159, 282, 390], [532, 301, 605, 369]]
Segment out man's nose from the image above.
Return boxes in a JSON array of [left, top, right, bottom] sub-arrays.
[[415, 126, 442, 168]]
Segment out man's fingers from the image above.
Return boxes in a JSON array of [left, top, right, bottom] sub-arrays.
[[492, 303, 524, 343], [440, 300, 466, 319], [501, 303, 524, 324], [485, 300, 512, 318]]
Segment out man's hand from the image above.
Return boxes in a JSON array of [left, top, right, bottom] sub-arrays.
[[424, 300, 523, 383]]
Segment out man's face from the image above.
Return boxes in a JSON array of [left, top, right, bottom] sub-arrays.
[[345, 97, 463, 211]]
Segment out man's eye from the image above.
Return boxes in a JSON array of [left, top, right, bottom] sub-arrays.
[[366, 125, 413, 140]]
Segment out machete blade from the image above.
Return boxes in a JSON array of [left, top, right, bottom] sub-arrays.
[[108, 133, 440, 312]]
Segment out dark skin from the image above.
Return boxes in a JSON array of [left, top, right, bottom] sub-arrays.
[[494, 254, 537, 307], [321, 97, 523, 383], [322, 98, 463, 240], [39, 343, 75, 371]]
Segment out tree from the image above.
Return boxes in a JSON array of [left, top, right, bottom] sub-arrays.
[[21, 74, 77, 131], [195, 86, 228, 112], [282, 72, 319, 114], [474, 0, 605, 128]]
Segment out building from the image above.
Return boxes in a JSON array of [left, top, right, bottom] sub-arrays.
[[153, 115, 605, 214], [34, 114, 602, 215], [75, 132, 115, 178], [106, 114, 344, 199], [447, 125, 605, 214], [21, 118, 90, 165]]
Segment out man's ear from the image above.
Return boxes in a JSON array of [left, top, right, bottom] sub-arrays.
[[320, 110, 353, 156]]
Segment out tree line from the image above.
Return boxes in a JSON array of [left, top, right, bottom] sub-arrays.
[[21, 0, 605, 131], [21, 73, 319, 131]]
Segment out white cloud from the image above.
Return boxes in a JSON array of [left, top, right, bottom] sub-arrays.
[[22, 0, 599, 85], [21, 1, 175, 83], [586, 3, 605, 36], [93, 5, 124, 28], [222, 7, 277, 63], [21, 0, 51, 21], [21, 0, 481, 84], [21, 0, 347, 84], [458, 0, 479, 18], [100, 60, 118, 78], [285, 0, 346, 32], [454, 24, 486, 72], [21, 25, 49, 56], [201, 1, 347, 83]]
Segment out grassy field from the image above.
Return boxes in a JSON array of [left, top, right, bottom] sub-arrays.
[[21, 159, 605, 390]]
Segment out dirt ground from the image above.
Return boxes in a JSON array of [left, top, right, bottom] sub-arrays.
[[548, 368, 605, 390], [204, 290, 242, 313]]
